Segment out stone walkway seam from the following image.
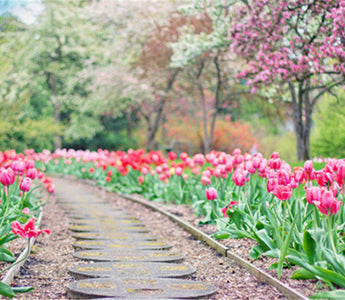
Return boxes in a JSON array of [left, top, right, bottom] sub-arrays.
[[52, 177, 217, 299]]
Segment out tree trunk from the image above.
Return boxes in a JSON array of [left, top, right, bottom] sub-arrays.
[[46, 72, 62, 150], [289, 80, 312, 161], [208, 55, 222, 153], [196, 76, 210, 154], [145, 69, 179, 151]]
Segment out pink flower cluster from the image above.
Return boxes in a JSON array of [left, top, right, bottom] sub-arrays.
[[0, 149, 54, 195], [231, 0, 345, 90]]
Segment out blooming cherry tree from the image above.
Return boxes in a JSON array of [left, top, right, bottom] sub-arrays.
[[231, 0, 345, 160]]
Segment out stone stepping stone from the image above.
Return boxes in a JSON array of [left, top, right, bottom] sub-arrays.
[[72, 232, 160, 241], [68, 225, 149, 233], [67, 213, 134, 220], [73, 240, 172, 251], [67, 277, 217, 299], [72, 219, 144, 226], [69, 262, 195, 279], [74, 250, 185, 263]]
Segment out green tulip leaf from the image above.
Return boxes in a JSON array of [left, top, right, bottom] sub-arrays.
[[310, 289, 345, 299], [249, 244, 264, 260], [303, 230, 316, 264], [291, 268, 316, 280], [278, 215, 298, 279], [12, 286, 34, 294], [0, 282, 15, 298]]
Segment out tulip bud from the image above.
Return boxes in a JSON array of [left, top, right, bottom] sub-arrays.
[[0, 168, 15, 186], [20, 177, 32, 192], [206, 187, 217, 200]]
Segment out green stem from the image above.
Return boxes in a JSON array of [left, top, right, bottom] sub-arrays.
[[0, 192, 9, 229], [211, 200, 220, 219], [327, 215, 338, 257], [281, 201, 287, 241]]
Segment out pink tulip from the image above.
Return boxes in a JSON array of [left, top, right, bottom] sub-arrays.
[[26, 168, 38, 180], [11, 160, 25, 175], [276, 169, 291, 185], [180, 152, 188, 161], [206, 187, 217, 200], [19, 177, 32, 192], [304, 160, 313, 173], [316, 190, 341, 216], [201, 176, 211, 186], [22, 208, 30, 215], [193, 154, 205, 166], [273, 185, 292, 201], [175, 167, 183, 176], [306, 186, 322, 204], [268, 158, 281, 170], [138, 176, 144, 185], [267, 178, 278, 193], [156, 166, 163, 174], [0, 168, 15, 186], [232, 169, 248, 186]]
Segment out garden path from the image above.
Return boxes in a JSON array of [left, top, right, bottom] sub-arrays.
[[53, 177, 217, 299]]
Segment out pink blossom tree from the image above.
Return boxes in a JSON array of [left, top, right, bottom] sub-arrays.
[[231, 0, 345, 160]]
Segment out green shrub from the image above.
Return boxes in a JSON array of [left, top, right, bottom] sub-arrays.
[[311, 90, 345, 159]]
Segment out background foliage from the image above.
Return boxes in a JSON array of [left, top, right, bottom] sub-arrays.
[[0, 0, 344, 161]]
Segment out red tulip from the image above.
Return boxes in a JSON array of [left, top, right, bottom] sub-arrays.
[[46, 183, 55, 193], [293, 167, 306, 183], [12, 218, 50, 239], [168, 151, 177, 160]]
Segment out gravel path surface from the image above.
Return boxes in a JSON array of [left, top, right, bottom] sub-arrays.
[[4, 177, 319, 299]]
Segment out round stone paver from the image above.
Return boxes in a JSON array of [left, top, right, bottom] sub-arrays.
[[72, 240, 172, 251], [73, 250, 185, 263], [68, 225, 150, 233], [72, 232, 160, 241], [69, 262, 196, 279], [67, 277, 217, 299]]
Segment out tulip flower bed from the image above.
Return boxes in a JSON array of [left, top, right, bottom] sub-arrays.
[[34, 148, 345, 299], [0, 150, 52, 298]]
